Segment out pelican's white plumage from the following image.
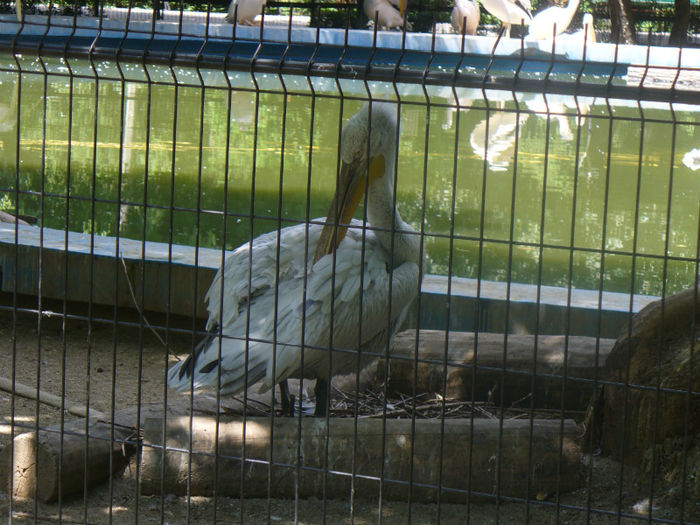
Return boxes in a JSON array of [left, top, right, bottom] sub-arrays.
[[451, 0, 480, 35], [527, 0, 580, 40], [478, 0, 532, 36], [168, 103, 420, 416], [364, 0, 409, 29], [225, 0, 267, 25], [579, 13, 596, 42]]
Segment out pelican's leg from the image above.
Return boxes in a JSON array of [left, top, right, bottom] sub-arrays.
[[280, 380, 293, 416], [314, 378, 329, 417]]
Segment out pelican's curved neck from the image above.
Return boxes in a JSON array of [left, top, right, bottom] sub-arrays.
[[366, 163, 419, 267], [565, 0, 581, 15]]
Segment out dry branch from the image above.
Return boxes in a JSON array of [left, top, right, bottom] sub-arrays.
[[140, 416, 583, 502], [0, 377, 106, 420]]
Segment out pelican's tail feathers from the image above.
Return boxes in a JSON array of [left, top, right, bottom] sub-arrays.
[[167, 331, 268, 396], [167, 333, 214, 390]]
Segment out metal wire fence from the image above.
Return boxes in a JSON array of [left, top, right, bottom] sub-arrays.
[[0, 9, 698, 525]]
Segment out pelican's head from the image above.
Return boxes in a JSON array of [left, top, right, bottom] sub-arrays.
[[314, 102, 399, 262]]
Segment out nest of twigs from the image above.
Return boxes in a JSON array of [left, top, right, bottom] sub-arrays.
[[325, 387, 582, 420]]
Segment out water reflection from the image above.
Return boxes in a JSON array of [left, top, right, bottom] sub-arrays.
[[0, 61, 697, 297], [231, 90, 257, 131], [0, 80, 19, 136], [682, 148, 700, 171], [470, 110, 528, 172]]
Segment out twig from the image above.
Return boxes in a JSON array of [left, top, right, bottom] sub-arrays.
[[0, 376, 106, 420], [119, 256, 171, 354]]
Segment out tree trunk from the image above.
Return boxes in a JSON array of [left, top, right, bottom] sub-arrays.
[[609, 0, 636, 43], [669, 0, 690, 46]]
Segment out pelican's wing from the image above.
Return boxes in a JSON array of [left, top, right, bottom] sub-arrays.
[[268, 224, 420, 387], [204, 221, 323, 332], [167, 221, 322, 392]]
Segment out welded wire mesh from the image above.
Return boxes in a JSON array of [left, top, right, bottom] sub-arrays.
[[0, 7, 698, 525]]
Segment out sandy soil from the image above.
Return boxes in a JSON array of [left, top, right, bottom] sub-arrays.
[[1, 307, 698, 524]]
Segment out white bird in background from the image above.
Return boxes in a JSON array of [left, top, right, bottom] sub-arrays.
[[527, 0, 580, 40], [225, 0, 267, 25], [580, 13, 597, 42], [168, 102, 421, 417], [451, 0, 481, 36], [478, 0, 533, 37], [364, 0, 410, 30]]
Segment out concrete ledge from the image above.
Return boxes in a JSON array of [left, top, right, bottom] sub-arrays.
[[0, 223, 221, 319], [0, 223, 656, 337], [419, 274, 656, 338]]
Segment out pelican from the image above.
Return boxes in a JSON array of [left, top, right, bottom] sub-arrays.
[[168, 102, 421, 417], [364, 0, 410, 30], [225, 0, 267, 25], [579, 13, 596, 42], [527, 0, 580, 40], [451, 0, 480, 36], [478, 0, 532, 37]]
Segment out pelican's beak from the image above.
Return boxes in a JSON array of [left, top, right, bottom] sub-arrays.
[[314, 154, 385, 263], [399, 0, 407, 18]]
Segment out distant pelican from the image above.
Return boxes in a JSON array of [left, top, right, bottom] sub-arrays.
[[225, 0, 267, 25], [478, 0, 532, 37], [168, 102, 421, 417], [527, 0, 580, 40], [364, 0, 410, 30], [451, 0, 480, 35], [579, 13, 596, 42]]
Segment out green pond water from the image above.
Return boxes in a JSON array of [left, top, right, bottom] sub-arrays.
[[0, 55, 698, 297]]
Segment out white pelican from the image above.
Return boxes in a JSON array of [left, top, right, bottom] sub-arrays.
[[451, 0, 480, 36], [168, 102, 421, 417], [478, 0, 532, 37], [579, 13, 596, 42], [364, 0, 409, 30], [527, 0, 580, 40], [225, 0, 267, 25]]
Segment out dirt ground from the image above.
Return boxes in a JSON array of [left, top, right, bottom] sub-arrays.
[[1, 306, 698, 524]]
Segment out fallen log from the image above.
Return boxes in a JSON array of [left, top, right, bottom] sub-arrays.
[[0, 395, 236, 502], [0, 418, 134, 502], [377, 331, 615, 411], [140, 416, 583, 502]]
